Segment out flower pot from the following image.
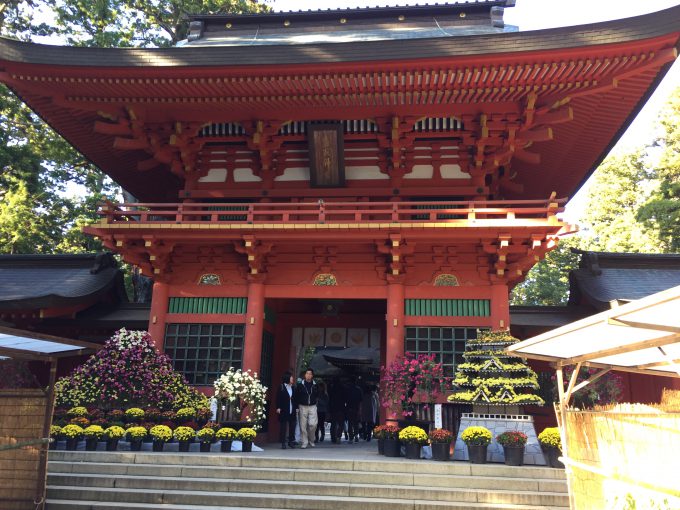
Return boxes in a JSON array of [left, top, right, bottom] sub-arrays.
[[466, 444, 488, 464], [241, 440, 253, 452], [178, 441, 191, 452], [65, 438, 80, 451], [542, 447, 564, 468], [502, 445, 524, 466], [49, 440, 58, 451], [152, 440, 165, 452], [85, 437, 98, 451], [383, 438, 401, 457], [130, 440, 143, 451], [431, 442, 451, 462], [220, 440, 232, 453], [200, 442, 212, 453], [404, 443, 422, 460], [377, 438, 385, 455], [105, 439, 118, 452]]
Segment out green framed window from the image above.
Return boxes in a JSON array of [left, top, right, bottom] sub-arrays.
[[164, 323, 244, 385], [405, 327, 478, 376]]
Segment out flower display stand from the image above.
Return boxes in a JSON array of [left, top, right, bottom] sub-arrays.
[[453, 413, 546, 465]]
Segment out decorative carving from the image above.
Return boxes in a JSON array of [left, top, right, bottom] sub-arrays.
[[313, 273, 338, 286], [198, 273, 221, 286], [434, 274, 459, 287]]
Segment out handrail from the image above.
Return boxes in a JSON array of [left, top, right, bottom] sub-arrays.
[[97, 197, 566, 226]]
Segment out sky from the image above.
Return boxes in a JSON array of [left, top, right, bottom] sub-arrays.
[[268, 0, 680, 222]]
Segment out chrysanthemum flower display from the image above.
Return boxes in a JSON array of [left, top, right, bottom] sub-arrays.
[[213, 368, 267, 430]]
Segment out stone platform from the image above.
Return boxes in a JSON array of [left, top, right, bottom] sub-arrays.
[[453, 413, 546, 465]]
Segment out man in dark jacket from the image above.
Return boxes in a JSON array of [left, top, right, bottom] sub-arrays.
[[293, 367, 319, 448], [275, 371, 297, 449], [345, 380, 363, 442]]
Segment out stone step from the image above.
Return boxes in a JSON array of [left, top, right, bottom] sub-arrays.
[[47, 473, 569, 506], [46, 487, 567, 510], [48, 461, 567, 493], [47, 451, 566, 480]]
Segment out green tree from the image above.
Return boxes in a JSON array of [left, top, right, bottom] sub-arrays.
[[510, 239, 580, 306], [511, 150, 664, 306], [579, 151, 661, 253], [50, 0, 270, 47], [0, 0, 269, 258], [637, 87, 680, 252]]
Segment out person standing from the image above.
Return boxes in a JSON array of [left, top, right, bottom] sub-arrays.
[[275, 371, 297, 449], [345, 379, 363, 443], [361, 385, 378, 441], [294, 367, 319, 449], [315, 382, 329, 443], [328, 378, 346, 443]]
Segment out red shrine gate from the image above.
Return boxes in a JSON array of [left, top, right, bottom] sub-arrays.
[[2, 1, 680, 432]]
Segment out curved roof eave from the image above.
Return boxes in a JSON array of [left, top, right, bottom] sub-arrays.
[[0, 5, 679, 69]]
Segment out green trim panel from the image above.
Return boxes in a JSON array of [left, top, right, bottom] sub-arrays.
[[404, 299, 490, 317], [168, 297, 247, 315]]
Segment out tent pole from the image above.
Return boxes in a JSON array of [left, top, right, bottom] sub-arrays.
[[35, 358, 57, 510], [564, 362, 582, 406], [555, 366, 575, 510]]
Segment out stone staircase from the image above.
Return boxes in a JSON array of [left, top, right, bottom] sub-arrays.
[[47, 451, 569, 510]]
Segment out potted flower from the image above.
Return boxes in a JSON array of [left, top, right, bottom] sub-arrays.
[[67, 406, 89, 419], [372, 425, 387, 455], [381, 353, 446, 421], [145, 407, 162, 423], [175, 407, 196, 424], [236, 427, 257, 452], [213, 368, 268, 429], [428, 428, 454, 462], [216, 427, 236, 452], [496, 430, 528, 466], [69, 416, 90, 428], [150, 425, 173, 452], [107, 409, 125, 423], [538, 427, 563, 468], [382, 424, 402, 458], [49, 425, 62, 450], [197, 427, 215, 452], [461, 426, 492, 464], [103, 425, 126, 451], [61, 424, 83, 451], [83, 425, 105, 451], [398, 426, 428, 460], [174, 426, 196, 452], [196, 407, 212, 425], [125, 407, 145, 424], [126, 426, 148, 451]]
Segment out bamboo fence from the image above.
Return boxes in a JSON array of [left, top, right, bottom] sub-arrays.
[[0, 389, 48, 510], [559, 401, 680, 510]]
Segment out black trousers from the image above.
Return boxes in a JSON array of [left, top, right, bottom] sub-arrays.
[[346, 408, 359, 440], [279, 414, 296, 444], [315, 411, 327, 441], [330, 410, 345, 442]]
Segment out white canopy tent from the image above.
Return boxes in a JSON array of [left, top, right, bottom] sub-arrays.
[[508, 285, 680, 509]]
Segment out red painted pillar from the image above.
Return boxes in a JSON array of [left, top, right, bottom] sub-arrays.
[[490, 283, 510, 330], [148, 281, 169, 349], [242, 281, 265, 374], [386, 282, 405, 367]]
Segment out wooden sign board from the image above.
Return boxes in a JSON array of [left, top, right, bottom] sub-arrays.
[[308, 123, 345, 188]]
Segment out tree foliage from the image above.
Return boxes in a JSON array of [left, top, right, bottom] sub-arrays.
[[0, 0, 268, 258], [637, 87, 680, 252], [50, 0, 270, 47]]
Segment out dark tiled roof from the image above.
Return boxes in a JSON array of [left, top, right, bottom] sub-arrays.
[[0, 4, 678, 67], [510, 305, 592, 328], [0, 253, 124, 310], [568, 250, 680, 310]]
